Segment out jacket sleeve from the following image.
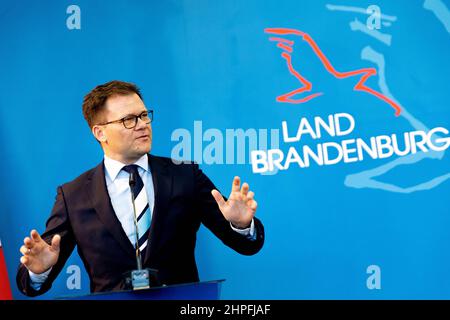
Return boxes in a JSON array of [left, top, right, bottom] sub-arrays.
[[16, 186, 76, 297], [193, 164, 265, 255]]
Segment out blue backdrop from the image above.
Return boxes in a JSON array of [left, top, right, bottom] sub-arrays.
[[0, 0, 449, 299]]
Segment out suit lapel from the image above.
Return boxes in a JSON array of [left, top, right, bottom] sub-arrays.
[[85, 161, 136, 259], [143, 154, 173, 265]]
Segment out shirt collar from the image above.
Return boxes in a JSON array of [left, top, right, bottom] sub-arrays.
[[104, 154, 150, 181]]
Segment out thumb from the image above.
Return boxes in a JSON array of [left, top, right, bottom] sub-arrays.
[[211, 189, 226, 209], [51, 234, 61, 252], [31, 229, 43, 242]]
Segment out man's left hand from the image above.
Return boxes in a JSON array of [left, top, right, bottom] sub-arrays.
[[211, 176, 257, 229]]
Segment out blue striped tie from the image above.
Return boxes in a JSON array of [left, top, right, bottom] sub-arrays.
[[122, 165, 151, 253]]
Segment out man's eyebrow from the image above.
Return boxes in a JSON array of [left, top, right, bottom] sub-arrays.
[[120, 110, 147, 118]]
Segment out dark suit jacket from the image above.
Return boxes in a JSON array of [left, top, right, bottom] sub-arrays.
[[16, 154, 264, 297]]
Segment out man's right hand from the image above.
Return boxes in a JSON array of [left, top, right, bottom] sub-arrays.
[[20, 230, 60, 275]]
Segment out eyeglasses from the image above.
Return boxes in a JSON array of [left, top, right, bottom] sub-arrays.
[[98, 110, 153, 129]]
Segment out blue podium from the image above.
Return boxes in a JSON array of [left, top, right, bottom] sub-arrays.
[[59, 280, 225, 300]]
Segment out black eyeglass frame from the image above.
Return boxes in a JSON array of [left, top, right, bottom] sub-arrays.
[[97, 110, 153, 129]]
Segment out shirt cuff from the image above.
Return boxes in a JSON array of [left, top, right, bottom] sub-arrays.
[[230, 219, 256, 240], [29, 267, 52, 291]]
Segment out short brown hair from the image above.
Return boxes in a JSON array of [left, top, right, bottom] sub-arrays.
[[82, 80, 143, 128]]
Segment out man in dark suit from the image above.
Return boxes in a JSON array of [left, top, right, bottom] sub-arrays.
[[16, 80, 264, 297]]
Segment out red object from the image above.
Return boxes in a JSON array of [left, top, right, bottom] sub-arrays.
[[265, 28, 402, 116], [0, 240, 13, 300]]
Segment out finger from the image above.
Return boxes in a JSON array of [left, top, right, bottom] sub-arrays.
[[20, 256, 29, 266], [24, 237, 33, 249], [51, 234, 61, 252], [211, 189, 226, 209], [20, 245, 31, 256], [241, 183, 249, 197], [249, 200, 258, 211], [231, 176, 241, 193], [246, 191, 255, 201], [31, 230, 43, 243]]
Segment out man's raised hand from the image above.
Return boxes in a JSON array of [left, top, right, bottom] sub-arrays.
[[211, 176, 258, 229], [20, 230, 60, 274]]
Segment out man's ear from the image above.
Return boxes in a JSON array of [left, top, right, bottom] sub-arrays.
[[92, 125, 107, 143]]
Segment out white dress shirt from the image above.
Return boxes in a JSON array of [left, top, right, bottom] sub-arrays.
[[103, 154, 155, 246]]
